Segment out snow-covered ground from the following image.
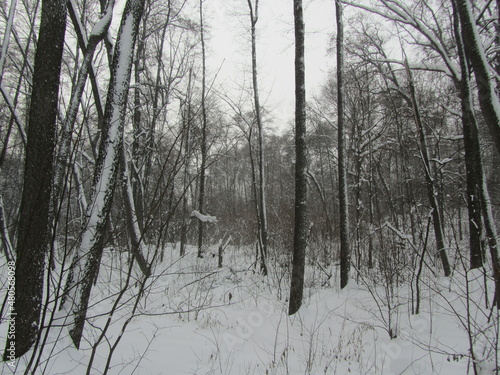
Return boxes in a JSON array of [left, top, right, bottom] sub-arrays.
[[0, 244, 498, 374]]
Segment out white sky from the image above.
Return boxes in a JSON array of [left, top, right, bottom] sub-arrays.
[[206, 0, 337, 130], [111, 0, 337, 130]]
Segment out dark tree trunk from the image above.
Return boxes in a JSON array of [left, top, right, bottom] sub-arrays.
[[180, 69, 194, 257], [197, 0, 208, 258], [4, 0, 67, 359], [452, 2, 483, 269], [132, 23, 145, 232], [336, 0, 350, 289], [289, 0, 308, 315]]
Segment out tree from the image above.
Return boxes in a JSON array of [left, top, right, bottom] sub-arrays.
[[197, 0, 208, 258], [4, 0, 67, 359], [452, 1, 484, 269], [289, 0, 308, 315], [247, 0, 268, 275], [345, 0, 497, 286], [336, 0, 350, 289], [61, 0, 145, 348]]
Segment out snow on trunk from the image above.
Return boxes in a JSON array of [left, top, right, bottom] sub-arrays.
[[456, 0, 500, 156], [61, 0, 145, 349]]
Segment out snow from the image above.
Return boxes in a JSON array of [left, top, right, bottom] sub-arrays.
[[1, 243, 497, 374], [88, 0, 115, 39], [431, 157, 453, 165], [191, 210, 218, 223]]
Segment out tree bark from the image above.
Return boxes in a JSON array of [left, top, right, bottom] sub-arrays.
[[247, 0, 268, 275], [180, 69, 194, 257], [289, 0, 308, 315], [197, 0, 208, 258], [452, 2, 483, 269], [4, 0, 66, 359], [336, 0, 350, 289]]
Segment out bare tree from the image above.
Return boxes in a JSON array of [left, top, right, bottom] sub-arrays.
[[246, 0, 268, 275], [197, 0, 208, 258], [452, 1, 484, 270], [289, 0, 308, 315], [336, 0, 350, 289]]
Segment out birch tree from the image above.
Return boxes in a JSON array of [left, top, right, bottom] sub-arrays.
[[61, 0, 145, 348], [4, 0, 67, 359], [289, 0, 308, 315]]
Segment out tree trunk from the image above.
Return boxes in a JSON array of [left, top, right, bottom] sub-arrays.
[[453, 2, 483, 269], [180, 69, 194, 257], [197, 0, 208, 258], [131, 19, 145, 232], [120, 146, 150, 276], [453, 0, 499, 307], [289, 0, 308, 315], [60, 0, 145, 349], [247, 0, 268, 275], [336, 0, 350, 289], [4, 0, 66, 359]]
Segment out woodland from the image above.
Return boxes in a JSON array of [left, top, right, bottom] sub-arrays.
[[0, 0, 499, 374]]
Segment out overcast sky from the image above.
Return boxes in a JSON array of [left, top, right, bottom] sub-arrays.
[[206, 0, 337, 130]]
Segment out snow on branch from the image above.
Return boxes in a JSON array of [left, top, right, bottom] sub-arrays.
[[191, 210, 218, 223]]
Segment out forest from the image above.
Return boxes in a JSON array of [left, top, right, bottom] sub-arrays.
[[0, 0, 499, 373]]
